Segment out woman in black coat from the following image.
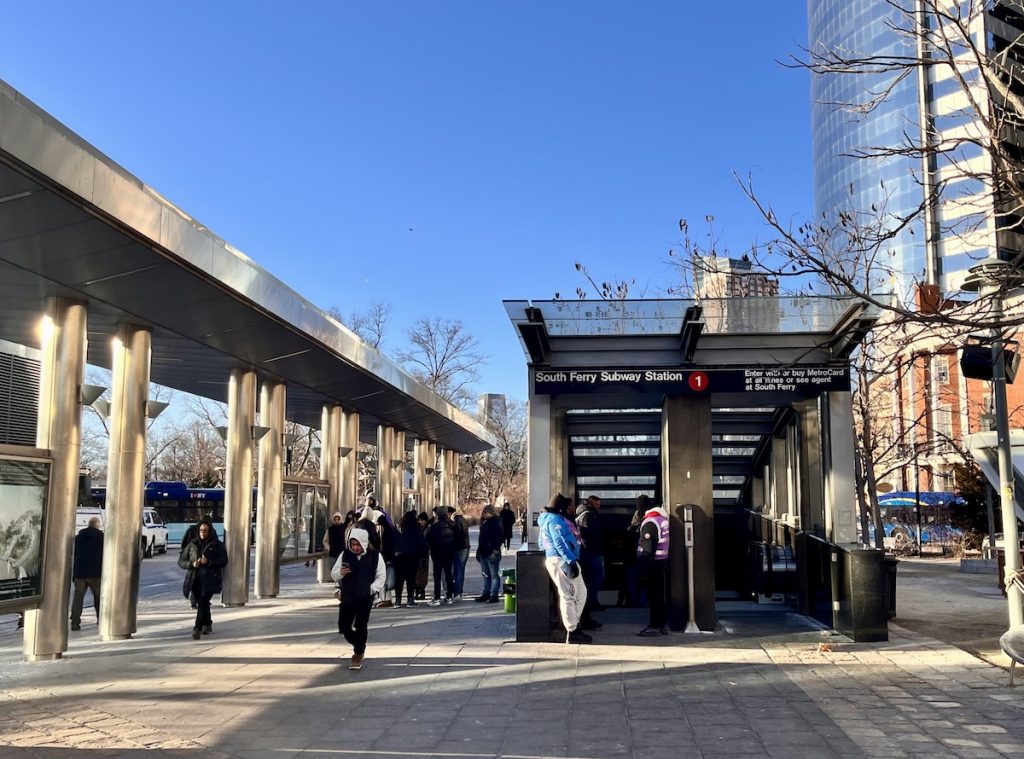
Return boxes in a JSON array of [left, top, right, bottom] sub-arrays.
[[178, 520, 228, 639], [392, 510, 428, 606]]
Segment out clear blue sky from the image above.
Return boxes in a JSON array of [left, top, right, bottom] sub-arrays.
[[1, 2, 811, 405]]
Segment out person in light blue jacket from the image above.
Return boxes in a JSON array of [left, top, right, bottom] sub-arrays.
[[538, 493, 591, 644]]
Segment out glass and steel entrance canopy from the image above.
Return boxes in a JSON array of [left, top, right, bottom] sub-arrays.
[[505, 298, 878, 508]]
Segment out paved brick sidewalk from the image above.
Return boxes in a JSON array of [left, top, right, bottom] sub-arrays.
[[0, 563, 1022, 759]]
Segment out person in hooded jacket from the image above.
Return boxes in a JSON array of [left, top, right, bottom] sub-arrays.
[[636, 495, 670, 637], [177, 520, 228, 639], [499, 502, 516, 550], [393, 510, 427, 606], [427, 507, 457, 604], [538, 493, 591, 644], [331, 527, 386, 670]]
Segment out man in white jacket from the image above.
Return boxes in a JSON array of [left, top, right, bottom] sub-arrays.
[[331, 527, 386, 670]]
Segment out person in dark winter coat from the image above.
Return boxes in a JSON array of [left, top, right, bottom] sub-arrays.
[[331, 527, 386, 670], [499, 502, 516, 550], [177, 520, 228, 639], [427, 508, 458, 605], [393, 510, 428, 606], [70, 517, 104, 631], [475, 504, 503, 602], [414, 512, 430, 600], [449, 507, 470, 601], [324, 512, 346, 562]]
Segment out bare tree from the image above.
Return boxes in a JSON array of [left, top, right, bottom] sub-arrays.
[[461, 400, 528, 505], [396, 317, 487, 409], [328, 301, 392, 352]]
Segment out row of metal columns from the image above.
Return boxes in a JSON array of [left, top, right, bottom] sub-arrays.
[[25, 298, 462, 659]]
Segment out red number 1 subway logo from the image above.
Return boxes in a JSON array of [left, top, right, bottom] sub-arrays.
[[688, 371, 708, 392]]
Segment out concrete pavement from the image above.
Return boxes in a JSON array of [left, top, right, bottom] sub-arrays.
[[0, 555, 1022, 759]]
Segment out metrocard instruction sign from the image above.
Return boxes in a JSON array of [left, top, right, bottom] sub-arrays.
[[532, 366, 850, 395]]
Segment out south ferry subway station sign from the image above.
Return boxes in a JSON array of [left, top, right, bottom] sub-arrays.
[[532, 366, 850, 395]]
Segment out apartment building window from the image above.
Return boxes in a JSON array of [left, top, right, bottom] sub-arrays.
[[931, 354, 950, 384], [934, 405, 953, 449]]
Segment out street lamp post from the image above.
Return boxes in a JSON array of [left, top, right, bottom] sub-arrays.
[[964, 258, 1024, 628]]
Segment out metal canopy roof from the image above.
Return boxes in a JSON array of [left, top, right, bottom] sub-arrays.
[[508, 298, 878, 507], [0, 80, 493, 454]]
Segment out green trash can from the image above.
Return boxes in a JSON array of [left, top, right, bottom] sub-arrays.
[[501, 568, 516, 613]]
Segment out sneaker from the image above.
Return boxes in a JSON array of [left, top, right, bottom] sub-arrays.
[[70, 623, 81, 632], [659, 626, 670, 636], [349, 654, 364, 671], [396, 602, 406, 608], [376, 600, 394, 608], [441, 597, 451, 605], [487, 596, 499, 603], [201, 625, 212, 635], [474, 595, 490, 603], [567, 629, 593, 644], [637, 626, 660, 637], [453, 594, 462, 602], [407, 600, 418, 607], [428, 599, 442, 607], [191, 628, 201, 640]]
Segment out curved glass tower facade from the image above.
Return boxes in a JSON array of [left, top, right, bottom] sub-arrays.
[[808, 0, 927, 301]]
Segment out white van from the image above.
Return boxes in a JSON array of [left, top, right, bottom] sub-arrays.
[[75, 506, 105, 532], [141, 508, 169, 558]]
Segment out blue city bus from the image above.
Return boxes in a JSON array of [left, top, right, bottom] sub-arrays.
[[872, 491, 964, 550], [88, 481, 256, 544]]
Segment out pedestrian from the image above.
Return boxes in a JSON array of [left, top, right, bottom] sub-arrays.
[[576, 494, 606, 629], [323, 512, 346, 566], [177, 519, 228, 640], [499, 502, 516, 550], [427, 506, 457, 605], [414, 512, 430, 600], [475, 504, 503, 603], [520, 507, 529, 544], [636, 495, 670, 637], [331, 527, 386, 671], [618, 504, 644, 608], [449, 506, 470, 601], [70, 516, 103, 631], [374, 511, 397, 608], [538, 493, 591, 644], [356, 504, 382, 552], [393, 510, 427, 606]]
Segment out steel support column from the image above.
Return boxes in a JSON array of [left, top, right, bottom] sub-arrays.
[[823, 391, 858, 545], [413, 439, 429, 513], [794, 399, 823, 534], [771, 437, 789, 521], [318, 404, 342, 583], [255, 380, 286, 599], [24, 298, 87, 660], [339, 409, 359, 511], [376, 425, 390, 511], [526, 393, 554, 546], [661, 395, 715, 632], [99, 324, 151, 640], [393, 430, 406, 515], [222, 368, 257, 606]]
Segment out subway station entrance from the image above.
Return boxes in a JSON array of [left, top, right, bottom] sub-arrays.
[[506, 298, 890, 642]]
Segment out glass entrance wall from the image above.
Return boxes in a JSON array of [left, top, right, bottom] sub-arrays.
[[280, 480, 329, 562]]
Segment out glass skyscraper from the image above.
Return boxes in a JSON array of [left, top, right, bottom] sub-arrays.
[[808, 1, 1024, 299]]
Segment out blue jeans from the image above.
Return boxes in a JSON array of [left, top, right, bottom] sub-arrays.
[[478, 552, 501, 598], [454, 547, 470, 595]]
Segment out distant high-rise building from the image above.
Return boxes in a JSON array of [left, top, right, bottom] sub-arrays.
[[477, 393, 507, 426], [692, 255, 779, 299]]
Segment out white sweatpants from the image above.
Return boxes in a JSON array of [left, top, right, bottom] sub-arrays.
[[544, 556, 588, 633]]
